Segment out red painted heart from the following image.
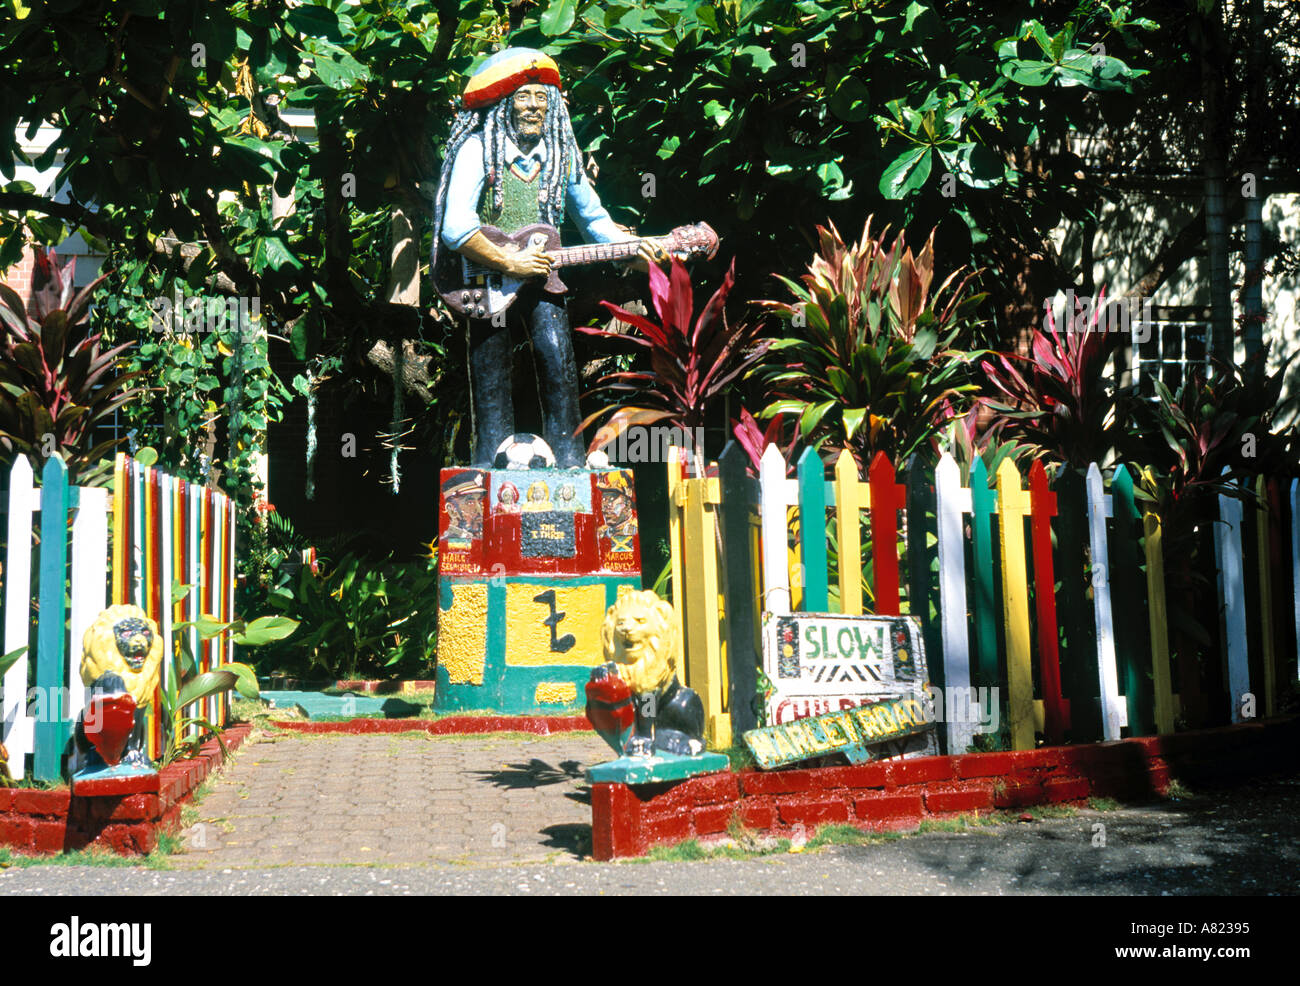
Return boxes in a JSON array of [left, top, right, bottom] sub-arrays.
[[84, 696, 137, 766]]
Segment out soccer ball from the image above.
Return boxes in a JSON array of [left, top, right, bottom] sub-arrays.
[[493, 433, 556, 470]]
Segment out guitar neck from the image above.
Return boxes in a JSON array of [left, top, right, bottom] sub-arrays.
[[552, 238, 645, 269]]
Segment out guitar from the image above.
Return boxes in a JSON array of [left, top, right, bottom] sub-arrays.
[[435, 221, 719, 319]]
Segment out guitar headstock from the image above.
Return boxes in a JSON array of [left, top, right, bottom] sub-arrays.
[[661, 222, 720, 261]]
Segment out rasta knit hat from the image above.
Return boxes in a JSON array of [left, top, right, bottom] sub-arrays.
[[462, 47, 562, 110]]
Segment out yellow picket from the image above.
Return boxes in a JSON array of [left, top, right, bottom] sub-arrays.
[[680, 475, 731, 748], [995, 459, 1035, 751], [1143, 510, 1176, 734], [833, 450, 865, 615], [667, 445, 686, 666]]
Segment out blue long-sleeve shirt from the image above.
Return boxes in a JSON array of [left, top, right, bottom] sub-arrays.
[[440, 134, 623, 250]]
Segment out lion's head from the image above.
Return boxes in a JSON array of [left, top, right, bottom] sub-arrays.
[[81, 604, 163, 707], [600, 590, 678, 696]]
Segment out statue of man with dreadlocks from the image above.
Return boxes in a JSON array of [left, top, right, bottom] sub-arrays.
[[432, 47, 667, 469]]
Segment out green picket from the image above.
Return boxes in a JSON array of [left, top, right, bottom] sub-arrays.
[[968, 458, 999, 691], [797, 446, 829, 611], [34, 456, 76, 780]]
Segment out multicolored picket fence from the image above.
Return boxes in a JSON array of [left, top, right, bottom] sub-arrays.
[[2, 453, 236, 781], [666, 442, 1300, 756]]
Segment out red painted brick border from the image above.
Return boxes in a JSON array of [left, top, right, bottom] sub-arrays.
[[0, 724, 252, 856], [590, 717, 1300, 860], [273, 715, 592, 736]]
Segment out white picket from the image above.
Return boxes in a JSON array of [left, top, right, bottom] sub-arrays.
[[1214, 473, 1251, 721], [226, 496, 236, 671], [1292, 478, 1300, 683], [1085, 463, 1126, 740], [935, 453, 976, 755], [209, 495, 223, 725], [3, 457, 37, 779], [759, 444, 793, 615], [66, 485, 109, 723], [131, 464, 145, 608]]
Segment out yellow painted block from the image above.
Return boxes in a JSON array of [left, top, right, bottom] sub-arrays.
[[535, 682, 578, 704], [441, 583, 488, 684], [504, 583, 606, 667]]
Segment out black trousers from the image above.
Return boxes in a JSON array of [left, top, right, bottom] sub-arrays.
[[466, 289, 585, 469]]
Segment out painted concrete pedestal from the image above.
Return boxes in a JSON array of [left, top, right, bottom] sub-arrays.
[[436, 467, 642, 714]]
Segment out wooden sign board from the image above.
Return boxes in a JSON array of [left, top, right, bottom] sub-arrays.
[[743, 695, 933, 769], [762, 612, 928, 725]]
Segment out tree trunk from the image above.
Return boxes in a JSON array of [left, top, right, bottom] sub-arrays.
[[1241, 0, 1266, 367], [1200, 1, 1234, 362]]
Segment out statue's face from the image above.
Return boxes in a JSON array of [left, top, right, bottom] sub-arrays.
[[511, 84, 548, 141]]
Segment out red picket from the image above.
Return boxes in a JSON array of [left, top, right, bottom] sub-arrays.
[[867, 452, 906, 616], [1029, 461, 1070, 743], [149, 467, 164, 622]]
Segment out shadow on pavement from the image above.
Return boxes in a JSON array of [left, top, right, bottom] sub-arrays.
[[540, 822, 593, 859], [470, 758, 586, 789]]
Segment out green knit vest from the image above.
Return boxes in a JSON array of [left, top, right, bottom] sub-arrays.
[[478, 163, 545, 233]]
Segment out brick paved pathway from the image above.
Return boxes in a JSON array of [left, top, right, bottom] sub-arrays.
[[173, 729, 612, 867]]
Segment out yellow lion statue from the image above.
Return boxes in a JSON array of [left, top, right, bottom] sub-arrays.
[[587, 590, 704, 757], [73, 604, 165, 774], [81, 604, 163, 707], [600, 590, 679, 696]]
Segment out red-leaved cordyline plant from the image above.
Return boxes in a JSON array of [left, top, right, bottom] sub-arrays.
[[0, 248, 140, 485], [578, 256, 770, 474], [978, 285, 1123, 471], [731, 406, 798, 475]]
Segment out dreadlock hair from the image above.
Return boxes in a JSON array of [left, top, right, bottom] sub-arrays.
[[432, 84, 581, 263]]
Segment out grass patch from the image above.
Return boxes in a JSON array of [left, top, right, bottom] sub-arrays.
[[1163, 779, 1193, 800], [917, 812, 1000, 833], [1018, 803, 1079, 820], [1088, 796, 1120, 811], [805, 824, 886, 848], [716, 742, 756, 771], [0, 840, 175, 869]]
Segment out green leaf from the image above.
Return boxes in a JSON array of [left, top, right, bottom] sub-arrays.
[[540, 0, 577, 36], [737, 46, 777, 71], [0, 646, 28, 677], [176, 664, 256, 709], [232, 615, 299, 646], [902, 1, 928, 33], [288, 3, 344, 41], [842, 407, 867, 441], [171, 580, 193, 606], [878, 145, 932, 198], [307, 40, 370, 88], [133, 446, 158, 467], [828, 77, 871, 123]]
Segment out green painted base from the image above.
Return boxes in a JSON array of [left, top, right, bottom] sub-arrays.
[[433, 664, 593, 715], [261, 691, 420, 720], [585, 751, 730, 785]]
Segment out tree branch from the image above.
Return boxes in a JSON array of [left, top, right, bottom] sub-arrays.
[[0, 191, 112, 238], [366, 338, 437, 405], [151, 237, 241, 294], [432, 1, 460, 63]]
